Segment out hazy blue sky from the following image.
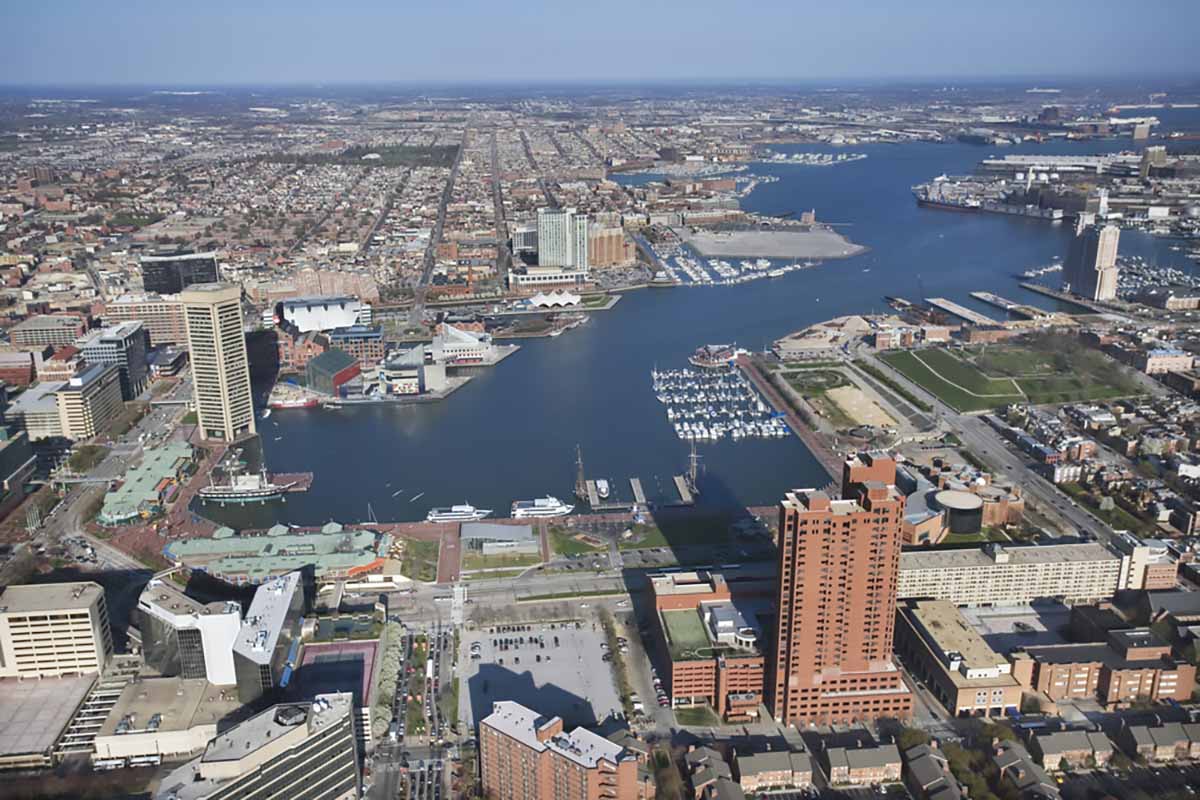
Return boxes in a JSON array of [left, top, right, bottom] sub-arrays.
[[5, 0, 1199, 86]]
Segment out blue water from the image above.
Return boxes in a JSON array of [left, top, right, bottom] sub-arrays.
[[207, 139, 1197, 528]]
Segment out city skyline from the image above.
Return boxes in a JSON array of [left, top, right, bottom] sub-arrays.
[[3, 1, 1200, 86]]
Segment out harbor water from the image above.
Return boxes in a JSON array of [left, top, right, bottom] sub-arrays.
[[202, 139, 1197, 528]]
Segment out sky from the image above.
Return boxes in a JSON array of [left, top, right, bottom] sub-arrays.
[[4, 0, 1199, 86]]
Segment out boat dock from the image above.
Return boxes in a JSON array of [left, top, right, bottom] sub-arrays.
[[271, 473, 314, 493], [630, 478, 646, 505], [673, 475, 694, 505], [925, 297, 1000, 326], [1017, 281, 1113, 314], [583, 479, 630, 512], [969, 291, 1051, 320]]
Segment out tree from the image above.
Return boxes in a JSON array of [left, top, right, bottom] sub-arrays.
[[896, 727, 931, 752]]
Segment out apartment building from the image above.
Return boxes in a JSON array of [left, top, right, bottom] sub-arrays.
[[898, 542, 1123, 607], [768, 453, 912, 725], [0, 582, 113, 678], [479, 700, 652, 800]]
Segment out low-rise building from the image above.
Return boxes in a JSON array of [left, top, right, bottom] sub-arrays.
[[326, 325, 385, 371], [903, 743, 964, 800], [993, 740, 1059, 799], [1118, 722, 1191, 763], [895, 599, 1022, 718], [1010, 628, 1195, 708], [824, 743, 902, 786], [1029, 730, 1112, 771], [650, 571, 768, 722], [734, 749, 813, 792]]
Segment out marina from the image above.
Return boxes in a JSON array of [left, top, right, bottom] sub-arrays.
[[651, 360, 790, 442]]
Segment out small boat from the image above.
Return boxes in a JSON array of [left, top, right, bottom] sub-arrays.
[[392, 489, 404, 497], [409, 492, 425, 503], [596, 479, 610, 499], [260, 408, 272, 419]]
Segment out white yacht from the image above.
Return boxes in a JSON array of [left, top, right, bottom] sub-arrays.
[[512, 496, 574, 519], [595, 479, 611, 499], [426, 504, 492, 523]]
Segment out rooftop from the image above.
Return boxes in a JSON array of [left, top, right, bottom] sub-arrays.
[[482, 701, 626, 770], [6, 381, 62, 415], [901, 542, 1120, 571], [138, 578, 239, 620], [827, 743, 902, 771], [906, 599, 1009, 673], [164, 527, 387, 580], [232, 572, 300, 666], [0, 676, 95, 762], [461, 522, 534, 543], [97, 677, 243, 738], [0, 581, 103, 614], [100, 442, 194, 523], [11, 314, 83, 332]]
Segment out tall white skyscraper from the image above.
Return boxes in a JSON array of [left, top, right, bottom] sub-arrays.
[[181, 283, 255, 442], [536, 207, 589, 272]]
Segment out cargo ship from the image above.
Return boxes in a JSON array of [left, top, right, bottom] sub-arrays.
[[912, 176, 982, 212]]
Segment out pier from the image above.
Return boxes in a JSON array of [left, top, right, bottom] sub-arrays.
[[672, 475, 694, 505], [925, 297, 1000, 326], [735, 355, 841, 482], [968, 291, 1051, 320], [583, 479, 631, 512], [1017, 281, 1113, 314], [630, 478, 646, 505]]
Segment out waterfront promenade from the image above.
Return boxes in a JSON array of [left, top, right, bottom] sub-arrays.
[[736, 354, 841, 484]]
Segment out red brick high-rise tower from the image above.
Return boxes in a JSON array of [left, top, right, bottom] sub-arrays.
[[768, 453, 913, 725]]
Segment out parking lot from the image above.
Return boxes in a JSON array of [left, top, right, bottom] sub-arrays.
[[459, 619, 622, 730]]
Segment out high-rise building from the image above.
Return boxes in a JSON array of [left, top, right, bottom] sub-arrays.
[[104, 294, 188, 347], [55, 363, 125, 440], [139, 251, 220, 296], [536, 207, 589, 271], [479, 701, 654, 800], [0, 582, 113, 678], [136, 579, 241, 685], [76, 321, 150, 400], [1063, 223, 1120, 302], [768, 453, 913, 725], [155, 692, 358, 800], [181, 283, 255, 442], [231, 572, 304, 704]]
